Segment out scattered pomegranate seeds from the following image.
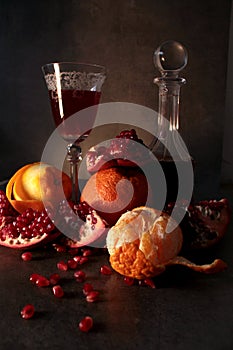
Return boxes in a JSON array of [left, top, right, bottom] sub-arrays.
[[86, 290, 100, 303], [68, 248, 79, 255], [79, 316, 93, 332], [139, 278, 156, 289], [52, 285, 64, 298], [82, 249, 92, 257], [123, 276, 135, 286], [20, 304, 35, 319], [67, 259, 78, 269], [100, 265, 112, 275], [49, 273, 61, 285], [73, 255, 81, 263], [57, 261, 68, 271], [35, 275, 50, 287], [74, 270, 86, 282], [30, 273, 42, 284], [53, 244, 66, 253], [82, 283, 94, 296], [30, 273, 50, 287], [21, 251, 32, 261], [79, 257, 89, 265]]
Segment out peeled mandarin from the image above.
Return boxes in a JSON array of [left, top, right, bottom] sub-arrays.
[[106, 206, 183, 279], [107, 206, 227, 279]]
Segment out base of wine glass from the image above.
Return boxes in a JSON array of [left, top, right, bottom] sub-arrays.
[[67, 143, 82, 203]]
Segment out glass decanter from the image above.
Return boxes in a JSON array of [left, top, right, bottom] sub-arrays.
[[150, 40, 193, 203]]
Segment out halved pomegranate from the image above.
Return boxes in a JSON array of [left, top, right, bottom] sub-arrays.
[[86, 129, 152, 173], [56, 200, 108, 248], [0, 190, 60, 249], [166, 198, 231, 250]]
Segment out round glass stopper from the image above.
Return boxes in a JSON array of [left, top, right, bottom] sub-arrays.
[[154, 40, 188, 74]]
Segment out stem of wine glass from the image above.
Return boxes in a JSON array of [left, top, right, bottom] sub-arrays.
[[66, 143, 82, 203]]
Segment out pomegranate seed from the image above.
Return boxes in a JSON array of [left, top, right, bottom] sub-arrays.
[[52, 285, 64, 298], [100, 265, 112, 275], [86, 290, 100, 303], [67, 259, 78, 269], [21, 252, 32, 261], [68, 248, 79, 255], [20, 304, 35, 319], [30, 273, 41, 284], [82, 249, 92, 257], [73, 255, 81, 263], [79, 257, 89, 265], [139, 278, 156, 289], [82, 283, 94, 296], [36, 276, 50, 287], [79, 316, 93, 332], [53, 244, 66, 253], [74, 270, 86, 282], [123, 276, 135, 286], [49, 273, 61, 285], [57, 261, 68, 271]]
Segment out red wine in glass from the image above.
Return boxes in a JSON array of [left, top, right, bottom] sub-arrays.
[[42, 62, 106, 203], [48, 89, 101, 142]]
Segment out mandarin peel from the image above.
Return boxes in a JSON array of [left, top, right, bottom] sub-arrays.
[[6, 162, 72, 214]]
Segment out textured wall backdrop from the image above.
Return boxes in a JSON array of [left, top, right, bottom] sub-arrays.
[[0, 0, 231, 198]]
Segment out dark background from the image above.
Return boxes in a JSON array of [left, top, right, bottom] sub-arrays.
[[0, 0, 232, 198]]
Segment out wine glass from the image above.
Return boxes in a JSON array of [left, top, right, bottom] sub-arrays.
[[42, 62, 106, 203]]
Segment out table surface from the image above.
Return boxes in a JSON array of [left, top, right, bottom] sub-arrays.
[[0, 185, 233, 350]]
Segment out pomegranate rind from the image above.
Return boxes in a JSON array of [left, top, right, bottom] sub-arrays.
[[167, 198, 231, 250], [63, 211, 109, 248], [86, 146, 152, 173], [0, 230, 61, 250], [190, 198, 231, 248]]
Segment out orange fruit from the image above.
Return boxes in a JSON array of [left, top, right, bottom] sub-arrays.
[[106, 206, 183, 279], [80, 167, 149, 226], [6, 162, 72, 214], [106, 206, 227, 279]]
